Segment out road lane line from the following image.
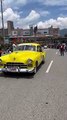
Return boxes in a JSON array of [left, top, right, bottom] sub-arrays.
[[46, 60, 53, 73], [56, 50, 59, 55], [56, 52, 58, 54]]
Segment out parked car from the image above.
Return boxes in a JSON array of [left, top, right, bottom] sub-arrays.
[[44, 45, 48, 49], [0, 43, 46, 74]]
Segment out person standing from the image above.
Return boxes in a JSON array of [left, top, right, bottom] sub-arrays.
[[0, 48, 2, 56], [59, 44, 64, 56]]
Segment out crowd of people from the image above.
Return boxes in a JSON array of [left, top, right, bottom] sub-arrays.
[[0, 44, 13, 56]]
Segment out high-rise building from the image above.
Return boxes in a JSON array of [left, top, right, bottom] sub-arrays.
[[7, 21, 14, 36], [29, 25, 33, 36]]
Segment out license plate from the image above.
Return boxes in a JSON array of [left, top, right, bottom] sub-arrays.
[[8, 67, 17, 72]]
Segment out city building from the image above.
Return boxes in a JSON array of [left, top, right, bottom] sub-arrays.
[[0, 21, 60, 44], [37, 28, 49, 36], [12, 28, 23, 37], [7, 21, 14, 36], [49, 26, 60, 36], [0, 28, 8, 37]]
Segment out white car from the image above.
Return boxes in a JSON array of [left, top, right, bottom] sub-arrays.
[[44, 45, 47, 49]]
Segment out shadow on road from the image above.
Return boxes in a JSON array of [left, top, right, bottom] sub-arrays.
[[0, 72, 34, 79]]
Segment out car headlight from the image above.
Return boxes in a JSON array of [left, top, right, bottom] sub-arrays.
[[27, 59, 33, 67], [27, 59, 33, 64]]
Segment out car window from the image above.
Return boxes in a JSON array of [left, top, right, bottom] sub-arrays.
[[37, 46, 42, 52], [16, 45, 36, 51], [25, 45, 35, 51]]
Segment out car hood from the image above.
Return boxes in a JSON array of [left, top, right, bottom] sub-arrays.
[[1, 51, 39, 63]]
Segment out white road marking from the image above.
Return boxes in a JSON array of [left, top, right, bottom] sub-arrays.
[[56, 50, 59, 55], [46, 60, 53, 73], [56, 52, 58, 54]]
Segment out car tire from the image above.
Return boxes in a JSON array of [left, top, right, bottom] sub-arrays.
[[42, 56, 45, 64], [3, 72, 7, 76], [3, 72, 6, 74], [33, 62, 38, 74]]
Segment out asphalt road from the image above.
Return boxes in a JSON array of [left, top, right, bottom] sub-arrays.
[[0, 49, 67, 120]]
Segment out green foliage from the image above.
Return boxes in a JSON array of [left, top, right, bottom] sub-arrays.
[[0, 35, 3, 40]]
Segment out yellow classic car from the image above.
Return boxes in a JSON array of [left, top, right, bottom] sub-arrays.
[[0, 43, 46, 74]]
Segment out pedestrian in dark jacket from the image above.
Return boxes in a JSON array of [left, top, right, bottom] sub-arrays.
[[59, 44, 64, 56], [0, 48, 2, 56]]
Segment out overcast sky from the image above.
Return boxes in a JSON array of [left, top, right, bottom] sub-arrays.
[[0, 0, 67, 29]]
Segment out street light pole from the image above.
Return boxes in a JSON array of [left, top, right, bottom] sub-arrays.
[[0, 0, 4, 39]]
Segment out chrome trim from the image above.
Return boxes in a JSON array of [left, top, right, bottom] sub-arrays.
[[1, 67, 34, 73]]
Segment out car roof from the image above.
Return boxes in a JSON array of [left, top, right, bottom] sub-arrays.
[[17, 43, 40, 46]]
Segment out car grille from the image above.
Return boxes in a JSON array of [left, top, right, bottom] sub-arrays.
[[5, 62, 27, 68]]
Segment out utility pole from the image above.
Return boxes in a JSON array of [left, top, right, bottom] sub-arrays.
[[0, 0, 4, 40]]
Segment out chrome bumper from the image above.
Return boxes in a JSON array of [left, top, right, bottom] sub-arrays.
[[0, 67, 34, 73]]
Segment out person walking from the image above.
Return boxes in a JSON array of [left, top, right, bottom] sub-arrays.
[[59, 44, 64, 56]]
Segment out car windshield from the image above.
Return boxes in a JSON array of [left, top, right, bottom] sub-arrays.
[[15, 45, 36, 51]]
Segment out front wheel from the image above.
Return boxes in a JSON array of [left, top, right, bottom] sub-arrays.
[[33, 62, 38, 74], [42, 56, 45, 64]]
